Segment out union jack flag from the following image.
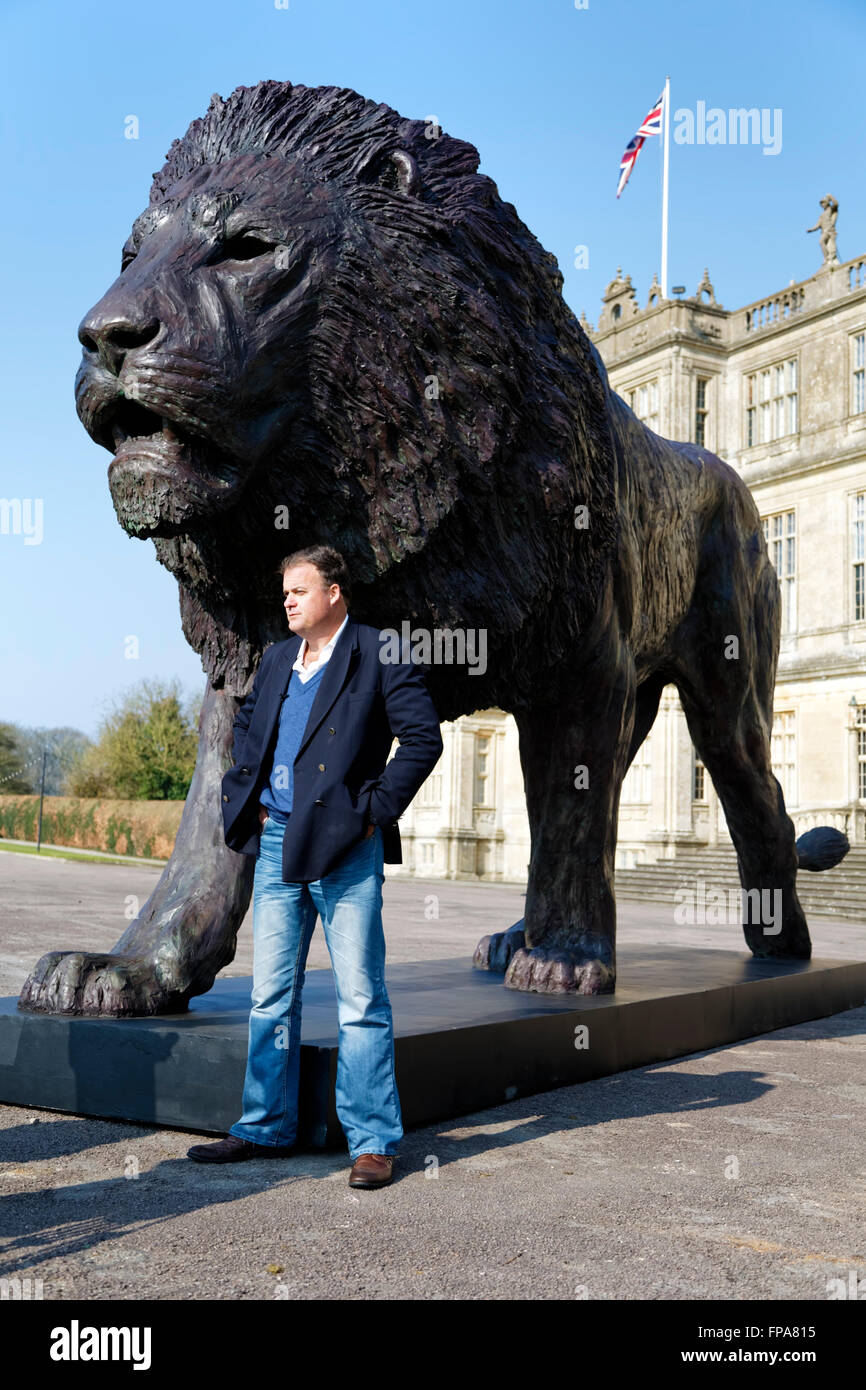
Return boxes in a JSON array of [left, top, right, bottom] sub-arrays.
[[616, 91, 664, 198]]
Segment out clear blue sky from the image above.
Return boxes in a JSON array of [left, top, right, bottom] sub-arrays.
[[2, 0, 864, 737]]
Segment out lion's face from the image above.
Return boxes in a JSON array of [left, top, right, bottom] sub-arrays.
[[74, 134, 525, 644], [72, 80, 616, 697], [75, 152, 344, 538]]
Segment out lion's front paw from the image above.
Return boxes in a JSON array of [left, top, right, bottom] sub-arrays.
[[18, 951, 190, 1017], [504, 946, 615, 995], [472, 922, 526, 973]]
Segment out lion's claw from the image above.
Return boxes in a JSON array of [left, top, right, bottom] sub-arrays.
[[18, 951, 191, 1017], [504, 946, 615, 996]]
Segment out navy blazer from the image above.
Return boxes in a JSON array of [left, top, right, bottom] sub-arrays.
[[220, 616, 443, 882]]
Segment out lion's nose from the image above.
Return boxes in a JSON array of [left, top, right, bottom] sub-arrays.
[[78, 309, 161, 377]]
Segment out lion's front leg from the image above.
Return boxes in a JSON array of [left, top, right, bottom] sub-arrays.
[[18, 680, 253, 1017], [476, 631, 636, 996], [504, 699, 621, 996]]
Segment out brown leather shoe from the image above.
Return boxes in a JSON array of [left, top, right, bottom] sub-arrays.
[[348, 1153, 395, 1188], [187, 1134, 296, 1163]]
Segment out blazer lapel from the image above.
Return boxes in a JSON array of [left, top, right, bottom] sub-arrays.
[[268, 636, 302, 709], [252, 635, 301, 756], [294, 618, 360, 760]]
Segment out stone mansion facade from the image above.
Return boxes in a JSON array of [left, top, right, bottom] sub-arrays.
[[391, 222, 866, 881]]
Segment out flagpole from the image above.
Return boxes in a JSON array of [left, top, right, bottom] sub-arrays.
[[660, 74, 670, 299]]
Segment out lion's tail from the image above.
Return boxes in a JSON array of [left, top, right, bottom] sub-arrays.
[[795, 826, 850, 872]]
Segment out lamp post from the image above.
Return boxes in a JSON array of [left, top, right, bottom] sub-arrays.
[[35, 748, 47, 852]]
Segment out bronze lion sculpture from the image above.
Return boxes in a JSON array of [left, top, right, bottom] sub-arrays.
[[19, 79, 845, 1016]]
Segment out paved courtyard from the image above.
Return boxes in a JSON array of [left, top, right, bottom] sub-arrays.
[[1, 848, 865, 1300]]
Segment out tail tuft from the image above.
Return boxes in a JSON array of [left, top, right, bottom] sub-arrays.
[[795, 826, 850, 872]]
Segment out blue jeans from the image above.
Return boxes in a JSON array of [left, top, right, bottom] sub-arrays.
[[229, 812, 402, 1160]]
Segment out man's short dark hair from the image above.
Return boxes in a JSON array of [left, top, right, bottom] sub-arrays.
[[277, 546, 352, 606]]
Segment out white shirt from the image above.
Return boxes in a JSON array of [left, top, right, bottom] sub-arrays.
[[292, 612, 349, 684]]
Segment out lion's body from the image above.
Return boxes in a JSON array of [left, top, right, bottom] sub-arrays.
[[19, 79, 820, 1015], [608, 389, 776, 679]]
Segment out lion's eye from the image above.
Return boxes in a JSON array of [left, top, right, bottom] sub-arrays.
[[215, 232, 276, 263]]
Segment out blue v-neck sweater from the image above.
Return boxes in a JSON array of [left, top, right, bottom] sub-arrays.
[[259, 664, 327, 817]]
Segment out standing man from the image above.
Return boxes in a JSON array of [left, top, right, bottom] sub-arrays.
[[188, 546, 443, 1188]]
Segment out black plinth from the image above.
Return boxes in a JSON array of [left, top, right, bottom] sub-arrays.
[[2, 948, 865, 1148]]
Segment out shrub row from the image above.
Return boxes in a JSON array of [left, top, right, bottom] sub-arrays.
[[0, 795, 184, 860]]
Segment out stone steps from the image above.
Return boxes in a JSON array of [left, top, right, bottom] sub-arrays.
[[614, 845, 866, 919]]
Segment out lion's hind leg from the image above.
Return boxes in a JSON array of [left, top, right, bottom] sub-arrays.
[[670, 559, 809, 959]]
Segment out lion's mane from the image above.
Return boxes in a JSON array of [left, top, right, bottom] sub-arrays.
[[137, 80, 617, 719]]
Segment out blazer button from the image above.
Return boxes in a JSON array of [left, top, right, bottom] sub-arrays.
[[328, 728, 335, 735], [318, 763, 325, 771], [222, 794, 229, 801], [241, 767, 250, 775], [314, 798, 324, 806]]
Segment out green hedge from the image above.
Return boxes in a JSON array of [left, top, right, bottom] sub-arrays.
[[0, 796, 185, 860]]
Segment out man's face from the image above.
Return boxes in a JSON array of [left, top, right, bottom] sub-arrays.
[[282, 562, 343, 638]]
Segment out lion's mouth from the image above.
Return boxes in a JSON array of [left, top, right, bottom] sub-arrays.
[[109, 399, 194, 465], [108, 398, 239, 485], [105, 397, 241, 537]]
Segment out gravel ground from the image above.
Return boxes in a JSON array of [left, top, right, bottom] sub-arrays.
[[1, 848, 865, 1302]]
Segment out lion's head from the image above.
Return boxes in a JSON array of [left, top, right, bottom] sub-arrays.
[[75, 80, 617, 717]]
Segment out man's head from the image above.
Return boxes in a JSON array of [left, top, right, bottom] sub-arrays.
[[277, 545, 351, 643]]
